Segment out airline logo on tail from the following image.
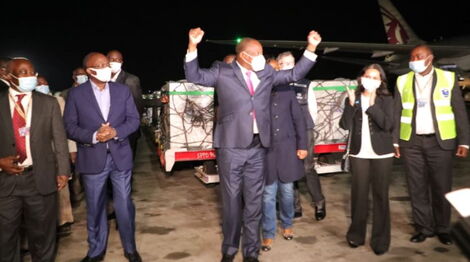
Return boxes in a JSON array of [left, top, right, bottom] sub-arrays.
[[380, 6, 409, 44]]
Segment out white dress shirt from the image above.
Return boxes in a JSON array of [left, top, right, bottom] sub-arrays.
[[8, 88, 33, 167], [414, 68, 435, 135]]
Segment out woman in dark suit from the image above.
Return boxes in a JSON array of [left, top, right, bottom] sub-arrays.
[[339, 64, 394, 255]]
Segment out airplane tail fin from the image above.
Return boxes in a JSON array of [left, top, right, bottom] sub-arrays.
[[378, 0, 422, 44]]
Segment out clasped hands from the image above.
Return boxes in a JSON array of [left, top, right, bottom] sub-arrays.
[[96, 122, 117, 143]]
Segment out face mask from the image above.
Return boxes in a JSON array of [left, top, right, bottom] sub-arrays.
[[109, 62, 122, 73], [76, 74, 88, 85], [35, 85, 50, 94], [90, 67, 111, 82], [243, 52, 266, 71], [10, 74, 37, 92], [409, 56, 431, 73], [361, 77, 381, 91]]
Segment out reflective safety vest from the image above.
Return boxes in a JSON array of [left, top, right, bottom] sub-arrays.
[[396, 68, 456, 141]]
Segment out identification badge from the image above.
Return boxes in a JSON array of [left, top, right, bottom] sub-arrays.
[[19, 127, 30, 137], [417, 99, 427, 108]]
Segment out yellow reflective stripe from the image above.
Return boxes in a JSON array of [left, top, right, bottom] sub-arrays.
[[400, 116, 412, 124], [436, 114, 455, 121]]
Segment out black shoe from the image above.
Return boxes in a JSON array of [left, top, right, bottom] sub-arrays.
[[80, 254, 104, 262], [221, 254, 235, 262], [125, 251, 142, 262], [20, 249, 30, 257], [294, 211, 303, 218], [437, 233, 453, 245], [347, 239, 361, 248], [107, 211, 116, 220], [57, 223, 72, 237], [410, 233, 433, 243], [243, 257, 259, 262], [373, 249, 387, 255], [315, 202, 326, 221]]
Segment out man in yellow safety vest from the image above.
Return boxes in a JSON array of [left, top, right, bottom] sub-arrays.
[[393, 44, 470, 245]]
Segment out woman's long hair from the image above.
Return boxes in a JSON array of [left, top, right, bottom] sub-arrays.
[[355, 63, 391, 97]]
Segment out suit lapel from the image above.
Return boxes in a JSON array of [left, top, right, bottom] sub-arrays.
[[0, 91, 14, 144], [231, 63, 251, 96], [108, 82, 116, 121], [86, 82, 105, 121], [30, 91, 43, 142]]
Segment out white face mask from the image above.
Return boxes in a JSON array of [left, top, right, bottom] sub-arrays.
[[89, 67, 112, 82], [10, 74, 37, 93], [76, 74, 88, 85], [35, 85, 50, 94], [409, 56, 431, 73], [361, 77, 381, 92], [109, 62, 122, 73], [243, 52, 266, 71]]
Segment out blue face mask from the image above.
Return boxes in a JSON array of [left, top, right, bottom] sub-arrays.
[[35, 85, 50, 94], [10, 74, 37, 93]]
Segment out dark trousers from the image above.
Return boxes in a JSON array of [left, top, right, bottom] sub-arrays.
[[216, 135, 266, 258], [401, 135, 454, 235], [0, 172, 57, 262], [347, 157, 393, 253], [304, 129, 325, 205], [81, 154, 136, 257]]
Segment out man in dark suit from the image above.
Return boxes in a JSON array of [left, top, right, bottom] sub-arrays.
[[0, 58, 70, 262], [394, 45, 470, 245], [64, 52, 141, 262], [107, 50, 143, 159], [0, 57, 11, 90], [184, 27, 321, 262]]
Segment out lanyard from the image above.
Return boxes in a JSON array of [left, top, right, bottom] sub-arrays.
[[9, 93, 31, 121]]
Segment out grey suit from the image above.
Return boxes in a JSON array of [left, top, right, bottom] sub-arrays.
[[393, 70, 470, 235], [185, 54, 316, 258], [0, 89, 70, 262]]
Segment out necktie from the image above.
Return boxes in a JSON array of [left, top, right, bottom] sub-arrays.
[[245, 71, 255, 96], [12, 94, 27, 163]]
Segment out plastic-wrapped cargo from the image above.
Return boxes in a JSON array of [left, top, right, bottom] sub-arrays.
[[310, 79, 357, 146], [159, 81, 215, 150]]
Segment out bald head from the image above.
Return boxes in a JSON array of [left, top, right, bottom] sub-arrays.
[[235, 38, 262, 55], [83, 52, 108, 69]]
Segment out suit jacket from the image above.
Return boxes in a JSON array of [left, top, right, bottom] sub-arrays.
[[393, 70, 470, 150], [63, 81, 140, 173], [340, 94, 395, 155], [0, 90, 70, 196], [265, 86, 307, 185], [184, 55, 316, 148], [0, 79, 9, 90], [115, 70, 144, 115], [292, 79, 315, 129]]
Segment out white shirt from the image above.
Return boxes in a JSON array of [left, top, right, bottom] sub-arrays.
[[307, 84, 318, 123], [414, 68, 435, 135], [8, 88, 33, 167], [350, 94, 394, 159]]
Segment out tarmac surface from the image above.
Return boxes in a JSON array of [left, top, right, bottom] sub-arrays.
[[28, 130, 470, 262]]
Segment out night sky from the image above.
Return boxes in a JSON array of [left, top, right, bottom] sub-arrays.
[[1, 0, 469, 93]]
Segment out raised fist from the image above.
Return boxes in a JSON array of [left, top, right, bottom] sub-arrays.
[[189, 27, 205, 46], [307, 30, 322, 46]]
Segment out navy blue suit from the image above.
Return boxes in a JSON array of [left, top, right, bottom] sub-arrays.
[[185, 55, 315, 258], [64, 80, 140, 257]]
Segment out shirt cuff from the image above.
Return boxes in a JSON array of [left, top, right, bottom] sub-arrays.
[[393, 143, 399, 147], [92, 131, 99, 144], [458, 145, 469, 149], [185, 50, 198, 62], [303, 50, 318, 62]]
